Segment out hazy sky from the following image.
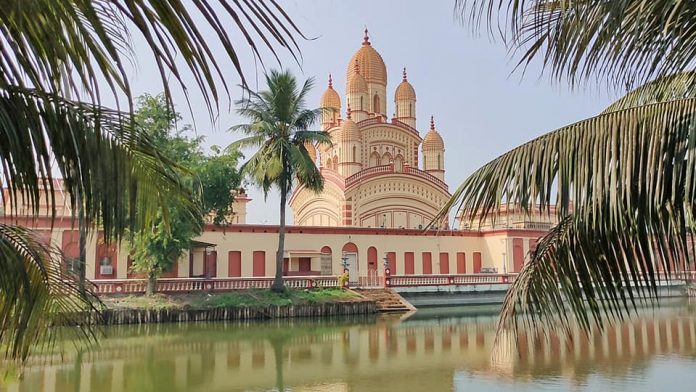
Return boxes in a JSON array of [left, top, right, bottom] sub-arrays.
[[125, 0, 617, 225]]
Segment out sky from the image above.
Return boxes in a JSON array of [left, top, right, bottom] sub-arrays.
[[124, 0, 617, 225]]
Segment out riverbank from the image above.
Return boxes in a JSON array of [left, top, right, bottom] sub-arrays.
[[95, 288, 377, 325]]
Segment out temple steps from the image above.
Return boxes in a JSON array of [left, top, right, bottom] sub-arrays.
[[353, 288, 416, 313]]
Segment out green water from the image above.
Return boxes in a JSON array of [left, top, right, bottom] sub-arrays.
[[5, 300, 696, 392]]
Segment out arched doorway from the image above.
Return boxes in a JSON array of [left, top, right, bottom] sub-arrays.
[[342, 242, 359, 284], [320, 246, 332, 275], [366, 246, 380, 287]]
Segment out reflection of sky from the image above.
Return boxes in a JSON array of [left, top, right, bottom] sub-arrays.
[[454, 357, 696, 392]]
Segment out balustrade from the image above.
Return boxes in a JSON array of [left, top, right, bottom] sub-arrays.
[[89, 276, 341, 294]]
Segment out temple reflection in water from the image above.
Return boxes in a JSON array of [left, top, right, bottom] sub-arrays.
[[5, 302, 696, 392]]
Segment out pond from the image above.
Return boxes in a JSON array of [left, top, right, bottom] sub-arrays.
[[4, 299, 696, 391]]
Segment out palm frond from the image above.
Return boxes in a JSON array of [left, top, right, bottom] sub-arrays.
[[455, 0, 696, 90], [603, 72, 696, 113], [440, 95, 696, 334], [0, 0, 306, 110], [437, 98, 696, 229], [0, 224, 99, 363], [0, 87, 198, 239], [498, 203, 690, 337]]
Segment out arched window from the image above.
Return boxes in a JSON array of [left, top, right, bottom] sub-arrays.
[[373, 94, 380, 114], [382, 152, 392, 165], [437, 154, 441, 170], [369, 151, 381, 167], [326, 158, 332, 169], [360, 96, 363, 111], [333, 155, 338, 170], [409, 103, 412, 117], [423, 155, 427, 169], [394, 155, 404, 172], [352, 145, 357, 162]]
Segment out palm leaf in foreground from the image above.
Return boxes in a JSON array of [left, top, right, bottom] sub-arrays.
[[0, 224, 99, 363], [437, 97, 696, 335]]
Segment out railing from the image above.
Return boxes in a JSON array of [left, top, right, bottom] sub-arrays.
[[344, 164, 394, 187], [386, 272, 696, 288], [89, 271, 696, 295], [356, 116, 421, 138], [387, 274, 517, 287], [344, 164, 449, 192], [402, 166, 449, 191], [91, 276, 340, 295]]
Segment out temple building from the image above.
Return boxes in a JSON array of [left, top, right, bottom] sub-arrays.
[[0, 30, 566, 285], [290, 30, 450, 229]]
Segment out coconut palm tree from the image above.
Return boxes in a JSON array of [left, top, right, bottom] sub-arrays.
[[446, 0, 696, 335], [231, 70, 331, 292], [0, 0, 303, 362]]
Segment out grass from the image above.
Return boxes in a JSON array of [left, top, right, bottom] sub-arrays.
[[100, 288, 361, 310]]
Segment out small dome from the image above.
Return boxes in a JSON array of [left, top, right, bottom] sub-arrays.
[[346, 60, 368, 93], [304, 141, 317, 161], [395, 68, 416, 101], [422, 116, 444, 151], [341, 107, 361, 141], [346, 29, 387, 87], [320, 74, 341, 109]]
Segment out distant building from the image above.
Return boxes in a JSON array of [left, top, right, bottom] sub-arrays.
[[290, 29, 449, 229]]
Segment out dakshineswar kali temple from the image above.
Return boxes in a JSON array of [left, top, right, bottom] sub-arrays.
[[0, 30, 556, 285], [290, 29, 449, 230]]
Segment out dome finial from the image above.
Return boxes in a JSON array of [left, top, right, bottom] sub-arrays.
[[363, 27, 370, 46], [328, 73, 333, 89], [402, 67, 407, 82], [430, 116, 435, 130], [347, 103, 352, 119]]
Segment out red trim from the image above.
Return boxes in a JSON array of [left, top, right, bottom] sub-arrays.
[[473, 252, 482, 273], [439, 252, 450, 274], [422, 252, 432, 275], [203, 223, 528, 238], [404, 252, 415, 275], [228, 251, 242, 277]]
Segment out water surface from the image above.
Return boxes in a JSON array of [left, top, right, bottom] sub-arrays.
[[5, 300, 696, 391]]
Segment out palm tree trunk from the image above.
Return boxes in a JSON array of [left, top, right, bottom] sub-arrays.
[[272, 186, 287, 292], [76, 181, 87, 297]]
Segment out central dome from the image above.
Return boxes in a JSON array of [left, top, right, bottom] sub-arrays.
[[346, 29, 387, 87]]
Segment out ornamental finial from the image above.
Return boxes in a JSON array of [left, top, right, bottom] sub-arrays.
[[430, 116, 435, 130], [328, 73, 333, 88], [402, 67, 407, 82], [363, 27, 370, 46]]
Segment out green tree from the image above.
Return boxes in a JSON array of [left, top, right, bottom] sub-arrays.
[[231, 70, 331, 292], [200, 145, 244, 225], [130, 94, 241, 294], [0, 0, 302, 362], [129, 94, 204, 295], [446, 1, 696, 335]]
